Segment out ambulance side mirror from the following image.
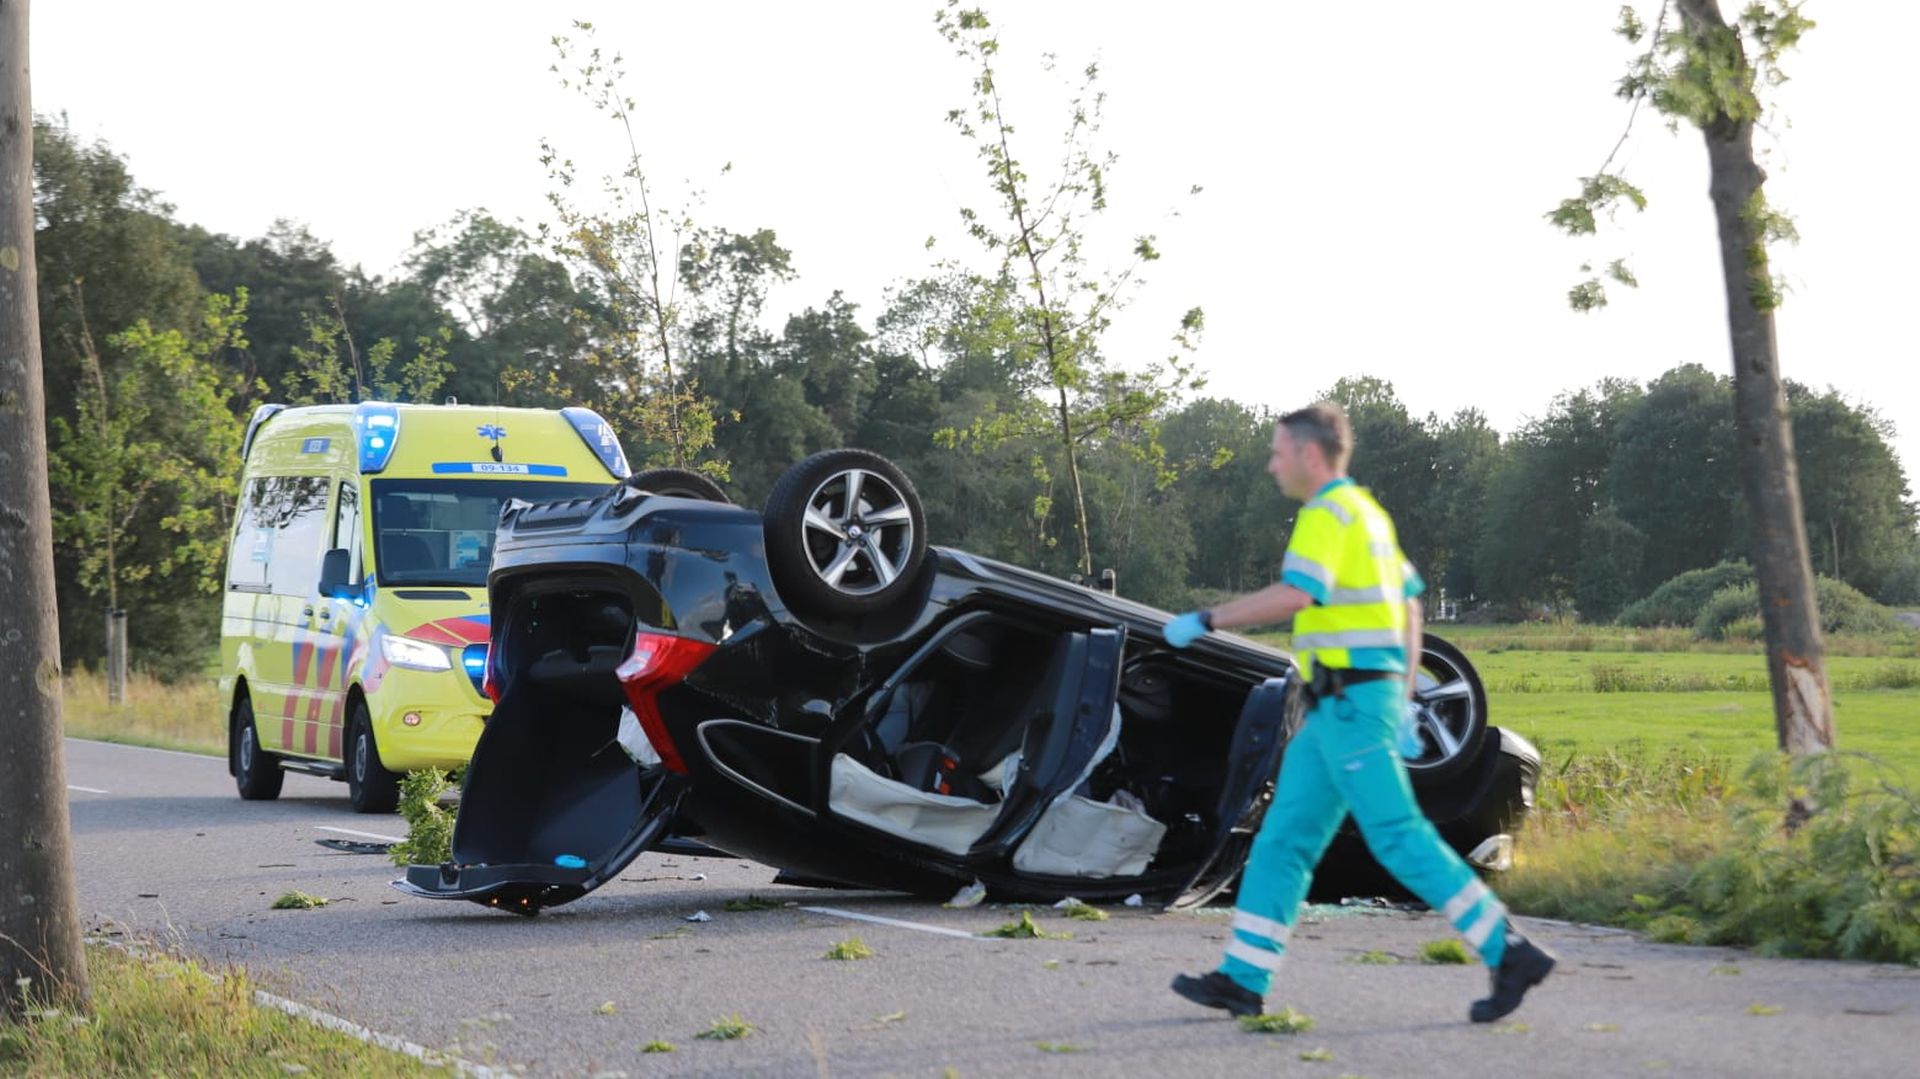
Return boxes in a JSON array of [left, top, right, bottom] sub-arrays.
[[318, 548, 353, 599]]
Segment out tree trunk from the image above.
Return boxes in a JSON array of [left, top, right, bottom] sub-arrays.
[[1690, 1, 1836, 758], [0, 0, 92, 1019], [106, 608, 127, 707], [1056, 385, 1094, 577]]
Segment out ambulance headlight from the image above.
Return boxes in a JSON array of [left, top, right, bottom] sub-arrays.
[[381, 634, 453, 672]]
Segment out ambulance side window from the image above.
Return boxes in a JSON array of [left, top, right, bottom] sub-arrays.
[[227, 478, 274, 592], [262, 475, 333, 597], [332, 481, 362, 585]]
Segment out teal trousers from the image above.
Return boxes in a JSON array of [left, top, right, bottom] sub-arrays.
[[1219, 678, 1509, 995]]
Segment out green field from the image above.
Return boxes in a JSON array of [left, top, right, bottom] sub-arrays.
[[1250, 627, 1920, 778], [1499, 689, 1920, 778]]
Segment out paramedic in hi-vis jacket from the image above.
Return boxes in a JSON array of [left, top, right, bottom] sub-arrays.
[[1162, 401, 1555, 1024]]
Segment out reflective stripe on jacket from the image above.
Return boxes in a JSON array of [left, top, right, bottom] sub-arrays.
[[1280, 478, 1425, 675]]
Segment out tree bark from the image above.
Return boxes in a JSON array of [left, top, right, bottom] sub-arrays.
[[0, 0, 92, 1018], [1685, 0, 1836, 758]]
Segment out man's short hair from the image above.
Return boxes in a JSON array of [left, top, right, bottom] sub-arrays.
[[1278, 402, 1353, 471]]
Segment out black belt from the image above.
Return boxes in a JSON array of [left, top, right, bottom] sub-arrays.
[[1302, 665, 1401, 704]]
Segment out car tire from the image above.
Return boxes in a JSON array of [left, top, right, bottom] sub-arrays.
[[232, 694, 285, 801], [763, 448, 927, 618], [346, 700, 402, 814], [624, 467, 730, 503], [1404, 634, 1490, 787]]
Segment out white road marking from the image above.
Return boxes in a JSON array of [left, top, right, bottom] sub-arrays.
[[799, 905, 985, 941], [66, 784, 109, 794], [253, 989, 510, 1078], [316, 825, 405, 843]]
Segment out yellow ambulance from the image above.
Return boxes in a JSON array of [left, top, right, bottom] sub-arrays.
[[220, 401, 631, 811]]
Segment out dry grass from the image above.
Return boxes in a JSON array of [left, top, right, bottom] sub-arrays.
[[1, 943, 437, 1076], [61, 669, 225, 757]]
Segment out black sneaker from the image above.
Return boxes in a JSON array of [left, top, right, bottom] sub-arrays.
[[1469, 928, 1557, 1023], [1171, 971, 1264, 1018]]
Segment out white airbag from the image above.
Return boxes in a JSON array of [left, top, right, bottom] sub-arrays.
[[828, 753, 999, 855], [1012, 790, 1167, 878]]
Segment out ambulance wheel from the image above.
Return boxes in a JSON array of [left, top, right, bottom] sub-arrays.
[[623, 468, 730, 503], [346, 701, 402, 814], [232, 695, 284, 801]]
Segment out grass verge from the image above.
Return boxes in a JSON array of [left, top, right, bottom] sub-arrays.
[[61, 669, 225, 757], [1, 943, 439, 1077], [1506, 749, 1920, 964]]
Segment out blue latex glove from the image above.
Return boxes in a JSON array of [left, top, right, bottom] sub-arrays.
[[1163, 611, 1211, 648]]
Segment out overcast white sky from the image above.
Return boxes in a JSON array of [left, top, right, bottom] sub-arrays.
[[32, 1, 1919, 479]]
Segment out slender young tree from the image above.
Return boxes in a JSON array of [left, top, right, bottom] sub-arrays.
[[1549, 1, 1832, 758], [0, 0, 91, 1020], [541, 20, 727, 477], [935, 3, 1202, 576]]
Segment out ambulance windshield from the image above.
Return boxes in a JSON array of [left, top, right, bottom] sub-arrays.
[[369, 479, 610, 586]]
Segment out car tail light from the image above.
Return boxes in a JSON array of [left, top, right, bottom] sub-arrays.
[[481, 645, 501, 704], [616, 631, 717, 774]]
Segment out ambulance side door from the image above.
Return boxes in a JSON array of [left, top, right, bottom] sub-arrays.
[[255, 474, 334, 756]]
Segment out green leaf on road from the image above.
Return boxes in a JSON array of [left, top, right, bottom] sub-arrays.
[[1347, 950, 1400, 965], [823, 937, 874, 961], [984, 911, 1072, 940], [269, 891, 328, 910], [697, 1014, 756, 1040], [1419, 940, 1470, 965], [1239, 1008, 1314, 1034]]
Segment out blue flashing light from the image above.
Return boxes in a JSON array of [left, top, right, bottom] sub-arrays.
[[560, 406, 631, 479], [460, 643, 488, 697], [353, 402, 402, 473]]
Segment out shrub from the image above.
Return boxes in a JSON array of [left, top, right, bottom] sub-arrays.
[[389, 768, 456, 867], [1509, 750, 1920, 965], [1683, 755, 1920, 961], [1618, 562, 1752, 628], [1694, 577, 1901, 640]]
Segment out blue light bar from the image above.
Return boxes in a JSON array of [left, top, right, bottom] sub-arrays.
[[561, 407, 631, 479], [353, 402, 401, 473]]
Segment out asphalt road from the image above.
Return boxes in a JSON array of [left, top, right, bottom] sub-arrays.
[[64, 737, 1920, 1078]]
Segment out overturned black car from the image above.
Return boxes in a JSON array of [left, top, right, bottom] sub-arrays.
[[396, 449, 1539, 914]]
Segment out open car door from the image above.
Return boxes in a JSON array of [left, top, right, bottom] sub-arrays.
[[965, 626, 1127, 862], [1166, 673, 1298, 910], [394, 639, 685, 914]]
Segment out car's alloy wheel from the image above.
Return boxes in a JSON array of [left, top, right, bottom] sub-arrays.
[[1403, 635, 1489, 785], [800, 468, 916, 597], [764, 449, 927, 617]]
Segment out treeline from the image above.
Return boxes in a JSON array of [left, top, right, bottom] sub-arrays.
[[32, 118, 1920, 677]]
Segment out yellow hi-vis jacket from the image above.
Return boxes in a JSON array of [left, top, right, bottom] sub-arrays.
[[1279, 477, 1426, 677]]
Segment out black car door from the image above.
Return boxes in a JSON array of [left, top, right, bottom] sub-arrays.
[[1166, 673, 1298, 910], [966, 626, 1127, 861]]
